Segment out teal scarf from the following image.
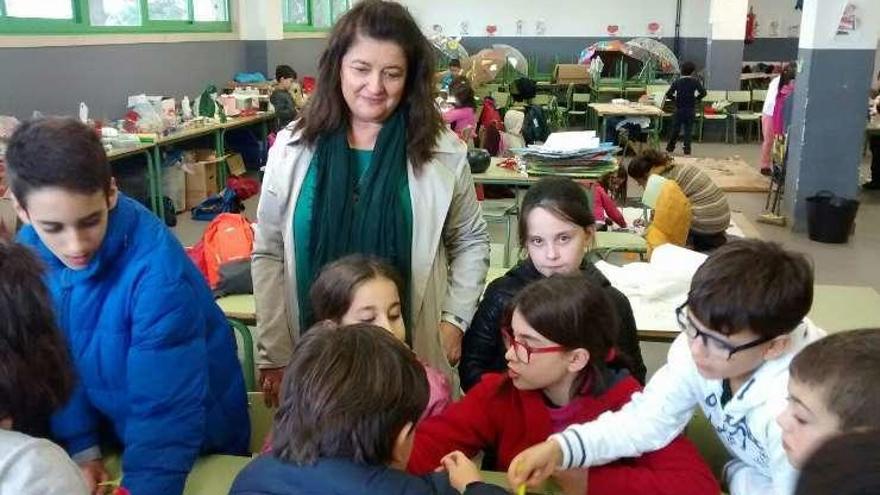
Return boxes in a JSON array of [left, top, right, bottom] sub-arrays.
[[301, 108, 413, 339]]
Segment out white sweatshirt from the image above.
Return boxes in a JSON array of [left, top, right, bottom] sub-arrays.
[[762, 77, 781, 117], [0, 430, 89, 495], [551, 320, 825, 495]]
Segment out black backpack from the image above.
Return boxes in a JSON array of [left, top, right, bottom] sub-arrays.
[[522, 105, 550, 145]]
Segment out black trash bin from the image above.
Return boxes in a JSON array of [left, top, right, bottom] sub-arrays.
[[805, 190, 859, 243]]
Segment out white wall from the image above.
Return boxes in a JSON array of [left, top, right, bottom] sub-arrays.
[[749, 0, 802, 38], [401, 0, 709, 38]]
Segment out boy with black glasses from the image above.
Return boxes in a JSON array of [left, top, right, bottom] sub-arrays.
[[508, 239, 825, 495]]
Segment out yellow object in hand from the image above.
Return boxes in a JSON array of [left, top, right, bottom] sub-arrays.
[[516, 484, 527, 495]]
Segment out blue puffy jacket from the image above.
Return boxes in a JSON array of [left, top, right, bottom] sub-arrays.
[[18, 195, 249, 495]]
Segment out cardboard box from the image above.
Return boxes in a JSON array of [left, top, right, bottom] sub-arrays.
[[554, 64, 591, 85], [226, 153, 246, 177], [184, 149, 220, 209]]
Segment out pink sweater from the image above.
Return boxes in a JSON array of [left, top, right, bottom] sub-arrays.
[[593, 184, 627, 228], [442, 106, 476, 134]]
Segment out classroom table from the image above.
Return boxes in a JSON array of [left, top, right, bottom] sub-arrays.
[[216, 112, 274, 185], [588, 102, 665, 142], [107, 142, 160, 214], [867, 117, 880, 135]]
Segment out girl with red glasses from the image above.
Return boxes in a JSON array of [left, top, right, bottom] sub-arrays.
[[407, 276, 718, 495]]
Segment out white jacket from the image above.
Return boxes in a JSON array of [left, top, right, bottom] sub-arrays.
[[251, 125, 490, 384], [552, 320, 825, 495], [0, 430, 88, 495]]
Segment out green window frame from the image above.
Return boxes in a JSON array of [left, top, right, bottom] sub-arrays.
[[0, 0, 232, 35], [283, 0, 350, 32]]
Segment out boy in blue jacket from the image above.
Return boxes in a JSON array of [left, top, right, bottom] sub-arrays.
[[7, 117, 249, 495]]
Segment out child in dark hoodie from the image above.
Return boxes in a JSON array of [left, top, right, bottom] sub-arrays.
[[230, 323, 507, 495]]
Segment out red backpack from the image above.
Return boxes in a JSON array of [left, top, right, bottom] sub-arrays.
[[190, 213, 255, 288], [478, 96, 502, 131]]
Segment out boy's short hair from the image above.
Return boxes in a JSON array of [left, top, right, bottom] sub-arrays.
[[5, 117, 111, 209], [448, 58, 461, 69], [688, 239, 813, 339], [789, 329, 880, 431], [681, 61, 696, 76], [795, 430, 880, 495], [275, 64, 297, 81], [272, 323, 429, 466]]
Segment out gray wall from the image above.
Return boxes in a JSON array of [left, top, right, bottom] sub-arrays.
[[706, 39, 745, 90], [743, 38, 799, 62], [0, 41, 247, 121]]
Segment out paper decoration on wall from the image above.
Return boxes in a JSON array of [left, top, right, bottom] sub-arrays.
[[535, 20, 546, 36], [606, 25, 619, 36], [486, 24, 498, 36], [836, 3, 857, 35], [647, 22, 662, 36], [516, 19, 524, 36], [432, 24, 443, 35], [460, 20, 469, 36], [769, 20, 780, 37]]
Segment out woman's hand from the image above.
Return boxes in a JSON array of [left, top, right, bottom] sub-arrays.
[[507, 440, 563, 489], [78, 459, 110, 495], [259, 367, 286, 407], [438, 451, 482, 493], [439, 321, 463, 366]]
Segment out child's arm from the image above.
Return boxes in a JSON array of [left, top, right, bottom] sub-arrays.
[[122, 275, 212, 495], [695, 81, 707, 101], [459, 284, 508, 391], [664, 81, 678, 104], [508, 334, 701, 487], [49, 384, 102, 471], [596, 185, 627, 228], [408, 376, 501, 474]]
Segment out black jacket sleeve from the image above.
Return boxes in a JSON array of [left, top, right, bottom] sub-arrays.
[[606, 286, 647, 384], [459, 283, 511, 392], [696, 80, 707, 101], [664, 80, 679, 104]]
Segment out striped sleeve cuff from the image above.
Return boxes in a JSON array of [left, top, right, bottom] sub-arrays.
[[71, 445, 102, 464], [550, 429, 589, 470]]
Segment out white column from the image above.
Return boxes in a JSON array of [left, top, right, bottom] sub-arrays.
[[705, 0, 748, 89], [236, 0, 283, 41]]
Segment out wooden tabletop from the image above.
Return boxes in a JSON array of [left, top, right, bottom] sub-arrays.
[[472, 159, 538, 186], [219, 112, 275, 130], [158, 123, 221, 145], [589, 103, 665, 117]]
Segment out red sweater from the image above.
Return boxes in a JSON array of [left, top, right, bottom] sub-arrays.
[[408, 373, 719, 495]]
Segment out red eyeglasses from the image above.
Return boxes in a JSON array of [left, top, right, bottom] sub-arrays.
[[502, 326, 566, 364]]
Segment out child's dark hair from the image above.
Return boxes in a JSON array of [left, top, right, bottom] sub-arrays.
[[681, 61, 696, 76], [518, 177, 595, 247], [310, 254, 405, 322], [509, 276, 626, 397], [450, 79, 475, 108], [0, 240, 75, 436], [687, 239, 813, 339], [6, 117, 111, 209], [272, 322, 429, 465], [789, 329, 880, 431], [275, 64, 297, 81], [627, 149, 672, 182], [780, 62, 797, 87], [448, 58, 461, 69], [795, 430, 880, 495]]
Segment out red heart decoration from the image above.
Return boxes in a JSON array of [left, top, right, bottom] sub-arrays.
[[486, 24, 497, 34], [648, 22, 660, 32], [607, 25, 619, 34]]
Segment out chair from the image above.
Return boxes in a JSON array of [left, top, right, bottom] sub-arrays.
[[228, 319, 256, 392], [491, 91, 511, 110], [567, 93, 592, 128], [727, 90, 761, 143], [751, 89, 768, 113], [685, 410, 732, 483], [698, 90, 730, 142], [248, 391, 276, 454], [531, 93, 553, 108], [480, 199, 518, 267]]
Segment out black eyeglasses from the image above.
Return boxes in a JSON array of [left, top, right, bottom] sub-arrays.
[[675, 303, 774, 360]]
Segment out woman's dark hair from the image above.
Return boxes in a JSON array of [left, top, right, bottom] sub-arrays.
[[0, 240, 75, 436], [310, 254, 405, 322], [688, 239, 813, 338], [795, 431, 880, 495], [626, 148, 672, 182], [275, 64, 297, 81], [6, 117, 111, 209], [295, 0, 443, 167], [681, 61, 696, 76], [272, 323, 429, 465], [509, 276, 624, 397], [780, 63, 797, 87], [450, 79, 475, 109], [518, 177, 595, 247]]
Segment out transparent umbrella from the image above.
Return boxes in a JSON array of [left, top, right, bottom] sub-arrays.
[[428, 33, 469, 61], [625, 38, 680, 74], [467, 47, 508, 85], [492, 44, 529, 77]]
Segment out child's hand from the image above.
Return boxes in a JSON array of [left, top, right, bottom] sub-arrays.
[[507, 440, 563, 489], [78, 459, 111, 495], [440, 451, 482, 493], [259, 367, 285, 407]]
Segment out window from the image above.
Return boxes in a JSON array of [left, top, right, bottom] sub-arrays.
[[0, 0, 230, 33], [4, 0, 74, 19], [283, 0, 350, 31]]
